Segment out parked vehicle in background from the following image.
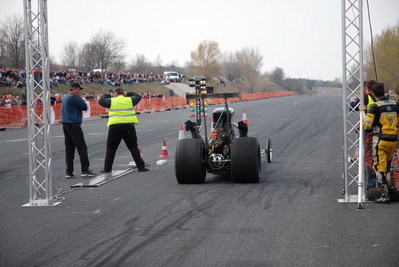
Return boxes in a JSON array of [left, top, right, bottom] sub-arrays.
[[163, 71, 180, 82], [92, 69, 105, 73]]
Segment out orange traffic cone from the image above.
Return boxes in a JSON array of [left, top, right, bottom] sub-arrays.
[[178, 123, 185, 140], [242, 109, 248, 125], [159, 140, 171, 158]]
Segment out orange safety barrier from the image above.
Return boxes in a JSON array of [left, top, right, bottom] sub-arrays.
[[153, 98, 162, 112], [0, 92, 296, 127], [135, 96, 188, 112], [162, 96, 186, 111], [135, 98, 152, 112], [0, 105, 28, 126], [87, 98, 107, 116]]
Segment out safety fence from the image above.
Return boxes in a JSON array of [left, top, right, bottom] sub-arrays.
[[0, 91, 295, 128], [135, 96, 188, 113]]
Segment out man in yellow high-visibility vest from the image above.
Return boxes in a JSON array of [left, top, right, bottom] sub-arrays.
[[98, 88, 149, 173]]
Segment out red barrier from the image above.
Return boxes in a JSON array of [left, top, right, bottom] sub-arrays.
[[87, 99, 107, 116], [153, 98, 162, 112], [0, 92, 295, 127], [0, 105, 28, 126]]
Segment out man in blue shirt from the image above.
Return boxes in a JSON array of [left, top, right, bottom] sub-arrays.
[[62, 83, 96, 178]]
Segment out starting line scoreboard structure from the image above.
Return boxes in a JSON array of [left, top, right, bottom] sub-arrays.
[[21, 0, 371, 208]]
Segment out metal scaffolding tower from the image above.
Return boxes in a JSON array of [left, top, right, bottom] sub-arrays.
[[23, 0, 59, 206], [339, 0, 366, 208]]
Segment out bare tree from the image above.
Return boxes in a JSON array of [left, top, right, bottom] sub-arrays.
[[235, 47, 263, 92], [0, 13, 25, 68], [269, 67, 285, 87], [90, 29, 126, 72], [153, 55, 164, 74], [129, 54, 150, 72], [190, 40, 221, 80], [79, 42, 96, 71], [61, 41, 79, 69], [166, 59, 180, 70], [48, 54, 58, 66], [221, 52, 240, 81], [111, 58, 127, 72]]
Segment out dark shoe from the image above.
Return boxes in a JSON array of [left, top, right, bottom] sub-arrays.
[[81, 170, 97, 177], [138, 167, 149, 172], [66, 173, 74, 179], [374, 197, 390, 204], [100, 169, 112, 173]]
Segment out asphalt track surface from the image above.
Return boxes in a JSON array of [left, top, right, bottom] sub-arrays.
[[1, 90, 398, 267]]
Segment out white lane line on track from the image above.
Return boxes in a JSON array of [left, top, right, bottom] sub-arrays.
[[0, 139, 27, 143]]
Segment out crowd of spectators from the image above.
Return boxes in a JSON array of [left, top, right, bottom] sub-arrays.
[[0, 68, 174, 111], [0, 93, 23, 107], [0, 91, 102, 107], [0, 90, 167, 108], [0, 68, 26, 88], [0, 68, 184, 89]]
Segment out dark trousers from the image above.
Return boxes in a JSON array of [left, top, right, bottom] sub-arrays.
[[104, 123, 145, 170], [63, 124, 90, 173]]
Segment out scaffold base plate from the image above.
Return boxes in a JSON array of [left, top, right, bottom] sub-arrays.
[[22, 200, 62, 207], [338, 194, 370, 203]]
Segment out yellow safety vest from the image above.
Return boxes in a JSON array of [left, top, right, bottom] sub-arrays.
[[367, 94, 376, 110], [107, 95, 138, 126]]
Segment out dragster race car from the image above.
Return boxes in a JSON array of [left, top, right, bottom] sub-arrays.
[[174, 78, 272, 184]]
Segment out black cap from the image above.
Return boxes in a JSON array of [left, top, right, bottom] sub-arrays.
[[115, 88, 124, 94], [70, 82, 83, 90]]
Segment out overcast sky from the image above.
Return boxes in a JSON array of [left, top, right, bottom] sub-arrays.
[[1, 0, 398, 81]]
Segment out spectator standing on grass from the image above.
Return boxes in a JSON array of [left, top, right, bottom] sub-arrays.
[[14, 96, 21, 106], [3, 94, 11, 109], [61, 83, 96, 179], [11, 96, 18, 105]]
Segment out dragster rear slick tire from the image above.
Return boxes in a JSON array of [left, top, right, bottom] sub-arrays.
[[231, 137, 261, 183], [175, 139, 206, 184]]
